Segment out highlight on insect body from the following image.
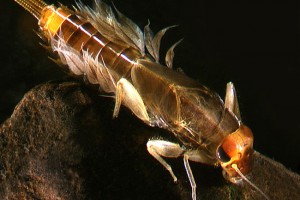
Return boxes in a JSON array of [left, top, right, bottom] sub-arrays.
[[13, 0, 270, 199]]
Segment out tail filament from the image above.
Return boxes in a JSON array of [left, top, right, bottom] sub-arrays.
[[14, 0, 47, 19]]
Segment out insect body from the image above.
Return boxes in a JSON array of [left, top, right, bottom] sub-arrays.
[[13, 0, 269, 199]]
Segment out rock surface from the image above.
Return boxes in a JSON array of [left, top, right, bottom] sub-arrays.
[[0, 81, 299, 200]]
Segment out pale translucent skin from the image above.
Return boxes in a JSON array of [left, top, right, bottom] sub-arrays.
[[13, 1, 258, 199]]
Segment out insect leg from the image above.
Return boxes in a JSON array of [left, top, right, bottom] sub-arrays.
[[224, 82, 241, 121], [113, 78, 150, 123], [183, 154, 196, 200], [147, 139, 185, 182]]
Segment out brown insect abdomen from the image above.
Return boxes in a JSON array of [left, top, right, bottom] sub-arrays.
[[55, 14, 142, 80]]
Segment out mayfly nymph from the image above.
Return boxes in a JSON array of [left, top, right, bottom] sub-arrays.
[[13, 0, 270, 199]]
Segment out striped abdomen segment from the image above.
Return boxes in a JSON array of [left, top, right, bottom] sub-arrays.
[[48, 10, 141, 80]]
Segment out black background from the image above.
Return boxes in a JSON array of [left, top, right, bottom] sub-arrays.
[[0, 0, 299, 175]]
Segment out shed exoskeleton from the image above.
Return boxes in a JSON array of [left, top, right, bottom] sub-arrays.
[[13, 0, 269, 199]]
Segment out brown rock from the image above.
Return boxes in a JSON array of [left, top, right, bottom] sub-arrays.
[[0, 81, 299, 200]]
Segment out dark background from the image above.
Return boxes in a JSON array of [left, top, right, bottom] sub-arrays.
[[0, 0, 299, 175]]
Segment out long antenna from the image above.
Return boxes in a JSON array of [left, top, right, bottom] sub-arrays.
[[14, 0, 48, 20], [232, 164, 270, 200]]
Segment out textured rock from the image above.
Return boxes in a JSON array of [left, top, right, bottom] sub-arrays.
[[0, 81, 299, 200]]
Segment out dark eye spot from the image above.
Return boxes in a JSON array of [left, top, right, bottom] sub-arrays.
[[217, 146, 231, 163], [238, 152, 242, 159]]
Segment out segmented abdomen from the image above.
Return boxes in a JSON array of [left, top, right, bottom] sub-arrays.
[[53, 13, 141, 81]]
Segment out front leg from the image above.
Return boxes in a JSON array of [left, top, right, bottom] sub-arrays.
[[224, 82, 241, 121], [147, 140, 185, 182], [147, 139, 211, 200]]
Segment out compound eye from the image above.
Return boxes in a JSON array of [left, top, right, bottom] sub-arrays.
[[217, 145, 231, 163]]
